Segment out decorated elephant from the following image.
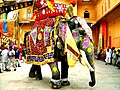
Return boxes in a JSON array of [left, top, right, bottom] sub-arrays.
[[26, 0, 95, 89], [27, 16, 95, 89]]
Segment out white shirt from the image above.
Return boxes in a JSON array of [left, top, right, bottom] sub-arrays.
[[106, 49, 112, 57], [9, 49, 15, 60], [1, 49, 9, 62]]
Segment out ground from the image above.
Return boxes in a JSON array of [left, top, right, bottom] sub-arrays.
[[0, 60, 120, 90]]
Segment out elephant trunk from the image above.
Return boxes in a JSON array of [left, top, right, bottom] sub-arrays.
[[89, 71, 96, 87]]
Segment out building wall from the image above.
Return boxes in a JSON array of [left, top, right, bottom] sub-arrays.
[[96, 0, 120, 20], [92, 0, 120, 50], [19, 6, 33, 21], [18, 5, 33, 44], [108, 16, 120, 48], [110, 0, 120, 9], [96, 0, 103, 20], [19, 23, 34, 44], [77, 1, 97, 23]]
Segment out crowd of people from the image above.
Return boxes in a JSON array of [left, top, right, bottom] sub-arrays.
[[0, 43, 26, 73], [96, 46, 120, 69]]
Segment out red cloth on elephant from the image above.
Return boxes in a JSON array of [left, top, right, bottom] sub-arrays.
[[30, 18, 55, 55]]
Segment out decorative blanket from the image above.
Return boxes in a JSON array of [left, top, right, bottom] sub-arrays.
[[26, 18, 55, 65]]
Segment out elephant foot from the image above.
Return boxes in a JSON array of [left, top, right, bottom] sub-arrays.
[[29, 73, 36, 78], [61, 81, 70, 86], [36, 75, 42, 80], [0, 69, 2, 73], [89, 81, 95, 87], [50, 81, 61, 89]]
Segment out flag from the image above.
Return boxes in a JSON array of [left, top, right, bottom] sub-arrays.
[[47, 0, 54, 12]]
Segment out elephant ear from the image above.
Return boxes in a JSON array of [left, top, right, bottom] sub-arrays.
[[65, 24, 80, 67]]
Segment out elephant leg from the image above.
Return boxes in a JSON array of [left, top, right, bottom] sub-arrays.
[[82, 48, 96, 87], [61, 55, 70, 86], [29, 64, 36, 78], [79, 49, 96, 86], [48, 62, 61, 89], [0, 68, 2, 73], [85, 48, 96, 87], [35, 65, 42, 80], [29, 64, 42, 80], [79, 35, 96, 87]]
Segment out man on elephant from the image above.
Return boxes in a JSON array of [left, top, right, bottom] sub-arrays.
[[65, 0, 76, 20]]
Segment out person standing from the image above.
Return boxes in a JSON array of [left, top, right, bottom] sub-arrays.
[[19, 44, 23, 61], [0, 47, 3, 73], [1, 47, 11, 71], [112, 50, 117, 66], [22, 45, 26, 63], [105, 46, 112, 65], [116, 48, 120, 69], [111, 47, 115, 65], [14, 47, 21, 67], [8, 46, 16, 71]]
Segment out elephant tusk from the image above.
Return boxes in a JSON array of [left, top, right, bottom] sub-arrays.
[[79, 50, 94, 71]]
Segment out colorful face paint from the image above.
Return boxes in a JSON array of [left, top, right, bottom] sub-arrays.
[[53, 62, 57, 65], [62, 26, 67, 39], [83, 41, 89, 47], [87, 48, 92, 53], [89, 42, 93, 47]]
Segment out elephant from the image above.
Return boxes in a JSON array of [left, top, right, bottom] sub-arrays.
[[26, 0, 95, 89], [27, 15, 96, 89]]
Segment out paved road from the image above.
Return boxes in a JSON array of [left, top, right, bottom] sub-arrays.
[[0, 60, 120, 90]]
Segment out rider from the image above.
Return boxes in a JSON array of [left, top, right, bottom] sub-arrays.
[[65, 0, 76, 20]]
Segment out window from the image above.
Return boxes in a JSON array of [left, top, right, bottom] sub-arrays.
[[27, 9, 31, 19], [84, 10, 89, 18], [82, 0, 91, 2]]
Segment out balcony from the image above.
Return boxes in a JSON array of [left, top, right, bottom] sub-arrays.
[[0, 0, 33, 14]]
